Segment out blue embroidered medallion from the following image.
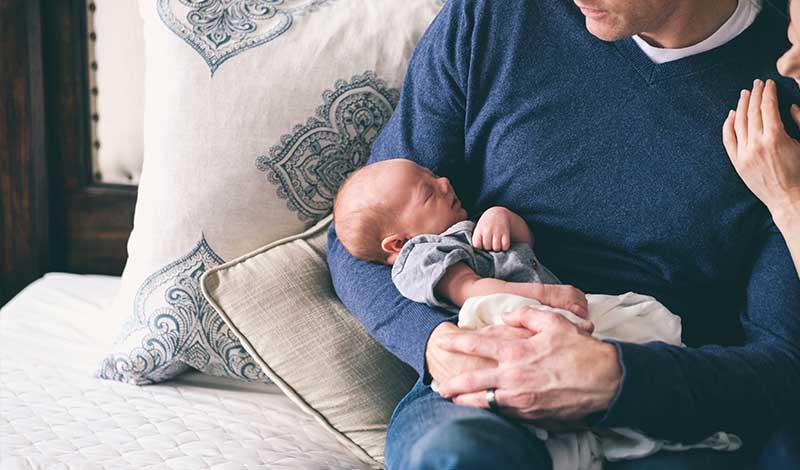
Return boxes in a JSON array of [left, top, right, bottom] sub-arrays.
[[256, 71, 400, 226], [98, 237, 269, 385], [157, 0, 332, 74]]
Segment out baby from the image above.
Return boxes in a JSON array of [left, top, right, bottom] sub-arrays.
[[333, 158, 589, 317], [333, 158, 740, 470]]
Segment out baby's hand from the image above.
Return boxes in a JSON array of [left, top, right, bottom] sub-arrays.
[[527, 283, 589, 318], [473, 207, 514, 251]]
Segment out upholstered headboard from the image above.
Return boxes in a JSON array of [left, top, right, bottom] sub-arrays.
[[88, 0, 145, 185]]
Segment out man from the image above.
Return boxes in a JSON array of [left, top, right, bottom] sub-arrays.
[[327, 0, 800, 467]]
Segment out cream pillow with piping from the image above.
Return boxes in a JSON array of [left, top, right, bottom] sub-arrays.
[[201, 216, 417, 467]]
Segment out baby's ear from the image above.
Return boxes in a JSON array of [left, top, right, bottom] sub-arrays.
[[380, 234, 407, 255]]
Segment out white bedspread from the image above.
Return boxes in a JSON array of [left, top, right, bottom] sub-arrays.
[[0, 273, 370, 469]]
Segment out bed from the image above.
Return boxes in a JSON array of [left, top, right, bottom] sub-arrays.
[[0, 273, 369, 469]]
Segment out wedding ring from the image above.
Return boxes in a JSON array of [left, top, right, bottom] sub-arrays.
[[486, 387, 499, 411]]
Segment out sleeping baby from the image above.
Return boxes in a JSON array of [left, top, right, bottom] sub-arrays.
[[332, 158, 739, 470], [332, 158, 588, 317]]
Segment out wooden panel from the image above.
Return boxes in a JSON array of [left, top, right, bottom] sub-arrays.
[[0, 0, 48, 305], [61, 186, 136, 274], [41, 0, 136, 276], [1, 0, 137, 304]]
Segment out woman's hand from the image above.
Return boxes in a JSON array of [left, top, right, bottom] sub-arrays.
[[722, 79, 800, 225]]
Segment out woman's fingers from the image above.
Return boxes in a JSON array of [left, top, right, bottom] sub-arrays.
[[791, 104, 800, 130], [761, 79, 783, 133], [735, 89, 750, 143], [748, 80, 764, 136], [722, 110, 738, 162]]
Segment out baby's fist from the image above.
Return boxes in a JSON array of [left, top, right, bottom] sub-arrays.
[[473, 207, 513, 252]]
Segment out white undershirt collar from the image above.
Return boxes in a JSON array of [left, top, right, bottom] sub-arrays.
[[633, 0, 762, 64]]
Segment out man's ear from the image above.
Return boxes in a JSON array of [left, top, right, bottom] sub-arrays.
[[381, 234, 407, 255]]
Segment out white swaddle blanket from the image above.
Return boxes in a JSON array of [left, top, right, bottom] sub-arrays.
[[449, 292, 742, 470]]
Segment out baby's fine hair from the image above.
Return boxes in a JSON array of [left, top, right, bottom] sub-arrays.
[[333, 165, 395, 264]]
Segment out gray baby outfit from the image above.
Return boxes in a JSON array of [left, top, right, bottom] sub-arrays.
[[390, 220, 560, 313]]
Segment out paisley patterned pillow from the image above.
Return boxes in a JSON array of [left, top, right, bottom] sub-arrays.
[[97, 0, 444, 385]]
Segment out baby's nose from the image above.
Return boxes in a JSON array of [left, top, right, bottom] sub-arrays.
[[436, 177, 450, 192]]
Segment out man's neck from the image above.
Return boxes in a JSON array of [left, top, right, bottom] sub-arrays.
[[637, 0, 739, 49]]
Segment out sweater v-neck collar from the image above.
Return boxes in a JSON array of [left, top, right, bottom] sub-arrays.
[[612, 5, 772, 85]]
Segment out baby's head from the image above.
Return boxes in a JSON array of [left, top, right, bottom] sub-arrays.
[[333, 159, 467, 264]]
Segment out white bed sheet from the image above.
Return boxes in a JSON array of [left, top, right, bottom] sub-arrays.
[[0, 273, 370, 469]]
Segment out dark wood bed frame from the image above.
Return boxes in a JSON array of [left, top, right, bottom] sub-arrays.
[[1, 0, 135, 304]]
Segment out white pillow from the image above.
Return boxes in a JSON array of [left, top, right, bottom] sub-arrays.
[[97, 0, 443, 385]]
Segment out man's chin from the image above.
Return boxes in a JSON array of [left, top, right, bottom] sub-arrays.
[[585, 19, 629, 42]]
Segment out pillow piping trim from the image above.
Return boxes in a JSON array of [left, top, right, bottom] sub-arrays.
[[200, 215, 383, 469]]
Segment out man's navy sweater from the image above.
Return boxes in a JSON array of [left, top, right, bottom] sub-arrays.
[[327, 0, 800, 442]]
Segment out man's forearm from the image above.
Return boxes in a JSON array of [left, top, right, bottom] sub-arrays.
[[598, 226, 800, 440], [598, 341, 800, 441], [327, 225, 456, 376]]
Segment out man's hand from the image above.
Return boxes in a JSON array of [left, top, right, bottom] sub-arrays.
[[426, 321, 535, 384], [435, 307, 621, 421]]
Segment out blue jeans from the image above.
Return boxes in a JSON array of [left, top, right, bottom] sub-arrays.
[[756, 423, 800, 469], [385, 379, 773, 470]]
